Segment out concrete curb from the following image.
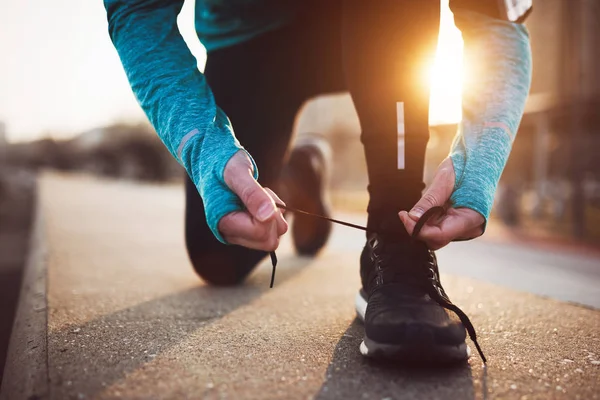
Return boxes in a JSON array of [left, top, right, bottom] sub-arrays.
[[0, 195, 49, 400]]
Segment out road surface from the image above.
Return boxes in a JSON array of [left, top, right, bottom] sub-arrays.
[[2, 173, 599, 400]]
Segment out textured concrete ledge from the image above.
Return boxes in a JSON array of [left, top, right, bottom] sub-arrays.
[[1, 195, 49, 400]]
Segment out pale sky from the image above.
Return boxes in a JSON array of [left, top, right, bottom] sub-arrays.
[[0, 0, 462, 142]]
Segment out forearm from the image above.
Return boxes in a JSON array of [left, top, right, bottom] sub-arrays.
[[105, 0, 255, 242], [450, 11, 532, 221]]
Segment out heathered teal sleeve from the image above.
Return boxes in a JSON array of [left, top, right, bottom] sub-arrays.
[[104, 0, 257, 243], [450, 11, 532, 223]]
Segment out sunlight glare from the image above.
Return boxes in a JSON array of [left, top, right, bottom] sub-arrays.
[[429, 1, 464, 126]]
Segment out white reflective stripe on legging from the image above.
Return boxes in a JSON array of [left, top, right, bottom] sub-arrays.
[[397, 102, 405, 170], [177, 128, 200, 161]]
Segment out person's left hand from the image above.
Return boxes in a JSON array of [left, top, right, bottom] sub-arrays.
[[398, 158, 485, 250]]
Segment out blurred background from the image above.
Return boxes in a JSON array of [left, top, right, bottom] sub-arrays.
[[2, 0, 599, 242], [0, 0, 599, 384]]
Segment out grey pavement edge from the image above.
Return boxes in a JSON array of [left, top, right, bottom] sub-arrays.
[[1, 202, 49, 400]]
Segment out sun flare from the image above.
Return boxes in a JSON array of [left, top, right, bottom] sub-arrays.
[[428, 3, 464, 126]]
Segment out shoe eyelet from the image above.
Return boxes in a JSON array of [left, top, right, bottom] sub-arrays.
[[427, 268, 438, 280]]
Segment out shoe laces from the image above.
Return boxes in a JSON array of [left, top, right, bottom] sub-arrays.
[[366, 233, 431, 292], [269, 204, 486, 363]]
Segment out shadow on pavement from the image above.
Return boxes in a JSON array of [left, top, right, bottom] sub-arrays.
[[315, 319, 477, 400], [47, 255, 311, 399]]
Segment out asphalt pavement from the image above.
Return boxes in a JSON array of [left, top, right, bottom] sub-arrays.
[[1, 173, 599, 400]]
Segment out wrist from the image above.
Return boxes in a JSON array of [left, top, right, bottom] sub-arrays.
[[449, 169, 496, 223]]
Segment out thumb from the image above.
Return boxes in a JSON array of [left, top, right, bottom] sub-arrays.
[[409, 188, 446, 221], [224, 152, 276, 222], [409, 159, 455, 220]]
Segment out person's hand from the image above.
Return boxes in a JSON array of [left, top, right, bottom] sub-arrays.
[[219, 151, 288, 251], [398, 158, 484, 250]]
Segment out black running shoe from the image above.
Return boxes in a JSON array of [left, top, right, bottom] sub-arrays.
[[355, 217, 478, 365], [279, 136, 332, 256]]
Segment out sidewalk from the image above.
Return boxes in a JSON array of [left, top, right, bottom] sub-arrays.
[[2, 173, 599, 400], [331, 190, 600, 258]]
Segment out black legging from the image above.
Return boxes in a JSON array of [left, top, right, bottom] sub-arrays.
[[185, 0, 440, 285]]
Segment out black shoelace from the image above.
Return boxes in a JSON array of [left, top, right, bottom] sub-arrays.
[[269, 204, 487, 363]]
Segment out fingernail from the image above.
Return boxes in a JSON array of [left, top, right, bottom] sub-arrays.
[[257, 203, 275, 221], [409, 208, 423, 219]]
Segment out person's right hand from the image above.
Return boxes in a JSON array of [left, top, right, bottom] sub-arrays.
[[219, 151, 288, 251]]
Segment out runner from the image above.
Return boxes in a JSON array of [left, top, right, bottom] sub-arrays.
[[104, 0, 532, 364]]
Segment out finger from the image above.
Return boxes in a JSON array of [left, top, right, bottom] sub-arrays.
[[275, 211, 288, 236], [266, 219, 280, 250], [455, 225, 485, 241], [228, 235, 281, 252], [399, 209, 445, 238], [413, 211, 482, 250], [409, 159, 455, 220], [419, 216, 464, 250], [219, 211, 275, 244], [451, 208, 485, 239], [228, 171, 277, 223], [398, 211, 416, 235], [400, 210, 447, 249], [264, 188, 289, 236], [264, 187, 286, 208], [229, 219, 280, 251]]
